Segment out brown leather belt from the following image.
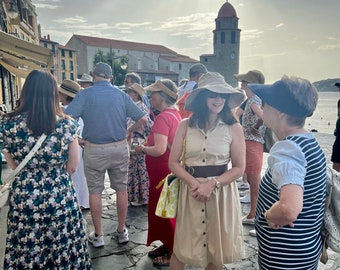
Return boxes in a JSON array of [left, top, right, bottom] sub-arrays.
[[185, 164, 228, 178]]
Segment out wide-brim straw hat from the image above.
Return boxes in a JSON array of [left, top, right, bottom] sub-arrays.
[[145, 80, 178, 100], [185, 72, 246, 111], [127, 83, 145, 100], [58, 79, 82, 98], [234, 70, 265, 84], [77, 73, 93, 83]]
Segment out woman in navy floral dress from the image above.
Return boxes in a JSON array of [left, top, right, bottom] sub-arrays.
[[126, 83, 153, 206], [0, 70, 92, 269]]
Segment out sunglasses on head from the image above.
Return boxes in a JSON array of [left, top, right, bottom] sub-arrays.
[[206, 92, 228, 99]]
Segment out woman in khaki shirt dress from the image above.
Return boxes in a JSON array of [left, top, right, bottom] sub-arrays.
[[169, 72, 246, 270]]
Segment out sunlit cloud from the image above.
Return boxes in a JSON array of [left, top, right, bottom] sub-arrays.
[[115, 22, 152, 30], [33, 0, 60, 9], [317, 44, 340, 51], [242, 51, 288, 59], [151, 12, 215, 41], [240, 29, 264, 41], [33, 3, 60, 9], [275, 23, 284, 28], [53, 16, 87, 24], [51, 16, 114, 31]]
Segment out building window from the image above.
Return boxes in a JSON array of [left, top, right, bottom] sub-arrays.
[[221, 32, 225, 44], [61, 50, 65, 57], [61, 60, 65, 70], [69, 51, 73, 57], [62, 72, 66, 80], [231, 31, 236, 44], [70, 73, 74, 80], [52, 45, 55, 54], [70, 60, 74, 71], [44, 43, 47, 48], [179, 63, 182, 70]]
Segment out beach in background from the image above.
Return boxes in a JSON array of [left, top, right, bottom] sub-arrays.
[[306, 91, 338, 134]]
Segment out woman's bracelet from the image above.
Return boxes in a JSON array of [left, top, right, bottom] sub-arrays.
[[264, 209, 269, 219]]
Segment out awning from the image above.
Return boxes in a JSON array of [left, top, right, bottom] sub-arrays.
[[0, 31, 53, 77], [0, 59, 29, 78]]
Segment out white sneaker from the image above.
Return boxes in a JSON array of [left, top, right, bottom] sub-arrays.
[[117, 228, 129, 244], [242, 216, 255, 225], [240, 193, 251, 204], [130, 202, 147, 206], [237, 182, 249, 190], [88, 231, 105, 247], [249, 229, 256, 237]]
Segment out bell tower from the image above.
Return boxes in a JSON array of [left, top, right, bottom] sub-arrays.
[[200, 1, 241, 87]]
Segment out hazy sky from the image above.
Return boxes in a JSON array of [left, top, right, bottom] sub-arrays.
[[32, 0, 340, 84]]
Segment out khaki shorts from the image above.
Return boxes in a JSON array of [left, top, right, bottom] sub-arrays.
[[83, 140, 129, 194]]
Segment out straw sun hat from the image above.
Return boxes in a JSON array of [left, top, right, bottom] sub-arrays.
[[58, 79, 82, 98], [127, 83, 145, 100], [185, 72, 246, 111]]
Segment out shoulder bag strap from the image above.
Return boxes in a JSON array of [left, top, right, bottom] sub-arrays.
[[3, 133, 47, 185], [179, 121, 188, 163]]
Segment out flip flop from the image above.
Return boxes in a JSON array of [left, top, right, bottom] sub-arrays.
[[148, 245, 169, 259], [152, 253, 171, 267]]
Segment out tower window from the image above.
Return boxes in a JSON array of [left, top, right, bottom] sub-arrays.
[[231, 31, 236, 44], [221, 32, 225, 44]]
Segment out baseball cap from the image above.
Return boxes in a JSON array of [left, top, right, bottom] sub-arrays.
[[93, 62, 112, 79]]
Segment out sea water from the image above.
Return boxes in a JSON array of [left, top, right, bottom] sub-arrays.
[[307, 92, 338, 134]]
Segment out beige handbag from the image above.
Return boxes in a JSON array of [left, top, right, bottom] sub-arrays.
[[155, 123, 187, 218]]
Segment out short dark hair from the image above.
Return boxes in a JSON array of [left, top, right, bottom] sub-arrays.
[[125, 72, 141, 84]]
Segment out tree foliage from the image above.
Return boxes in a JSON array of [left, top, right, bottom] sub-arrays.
[[92, 49, 129, 86]]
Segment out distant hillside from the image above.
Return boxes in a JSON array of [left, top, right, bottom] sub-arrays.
[[313, 78, 340, 92]]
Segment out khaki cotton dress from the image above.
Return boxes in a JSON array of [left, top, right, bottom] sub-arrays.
[[174, 121, 244, 268]]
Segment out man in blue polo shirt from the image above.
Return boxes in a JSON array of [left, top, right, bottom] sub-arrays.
[[65, 62, 147, 247]]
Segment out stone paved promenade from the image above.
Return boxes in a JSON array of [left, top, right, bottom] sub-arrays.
[[1, 133, 339, 269]]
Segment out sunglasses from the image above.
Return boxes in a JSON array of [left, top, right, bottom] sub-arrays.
[[206, 92, 228, 99]]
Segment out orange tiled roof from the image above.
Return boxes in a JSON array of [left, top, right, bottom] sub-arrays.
[[160, 54, 198, 63], [73, 35, 178, 55]]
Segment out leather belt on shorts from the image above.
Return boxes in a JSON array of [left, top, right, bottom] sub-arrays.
[[185, 164, 228, 178]]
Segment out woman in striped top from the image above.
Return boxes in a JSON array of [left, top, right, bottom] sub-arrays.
[[248, 76, 327, 270]]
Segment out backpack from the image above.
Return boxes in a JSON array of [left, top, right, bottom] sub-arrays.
[[320, 166, 340, 264]]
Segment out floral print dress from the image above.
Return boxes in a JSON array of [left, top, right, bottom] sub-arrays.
[[0, 114, 92, 269], [127, 101, 153, 205]]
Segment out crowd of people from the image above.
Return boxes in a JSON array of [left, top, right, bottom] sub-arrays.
[[0, 60, 332, 269]]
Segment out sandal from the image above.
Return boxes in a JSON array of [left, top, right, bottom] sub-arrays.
[[148, 245, 169, 259], [152, 253, 171, 267]]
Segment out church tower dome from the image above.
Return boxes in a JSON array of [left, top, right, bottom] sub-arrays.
[[200, 1, 241, 87], [218, 1, 237, 18]]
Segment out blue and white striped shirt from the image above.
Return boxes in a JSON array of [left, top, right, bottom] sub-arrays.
[[255, 133, 327, 270]]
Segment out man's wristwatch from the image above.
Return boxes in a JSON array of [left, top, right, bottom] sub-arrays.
[[141, 146, 146, 154], [214, 179, 221, 189]]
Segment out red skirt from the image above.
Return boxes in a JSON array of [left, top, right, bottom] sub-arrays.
[[145, 156, 176, 252]]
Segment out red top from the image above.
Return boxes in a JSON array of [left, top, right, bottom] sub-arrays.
[[145, 108, 181, 251]]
